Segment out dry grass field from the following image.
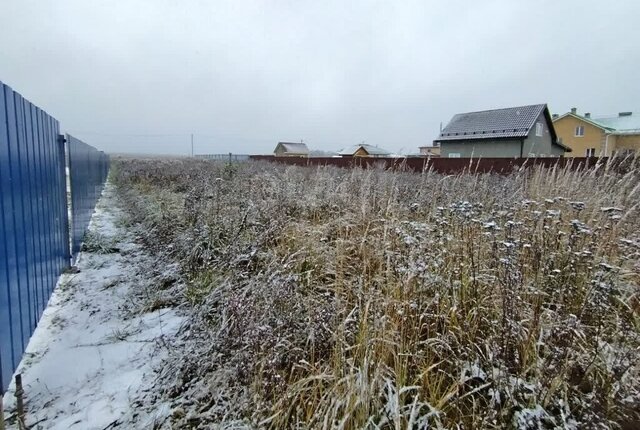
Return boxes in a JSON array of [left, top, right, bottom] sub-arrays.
[[113, 158, 640, 429]]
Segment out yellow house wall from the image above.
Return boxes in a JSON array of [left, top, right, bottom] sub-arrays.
[[553, 116, 609, 156], [605, 135, 617, 155], [277, 153, 307, 157], [613, 135, 640, 154]]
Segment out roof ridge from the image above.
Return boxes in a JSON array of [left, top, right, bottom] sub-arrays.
[[591, 112, 635, 119], [454, 103, 546, 116]]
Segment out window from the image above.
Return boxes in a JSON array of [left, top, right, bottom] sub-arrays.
[[535, 122, 543, 136], [575, 125, 585, 137], [586, 148, 596, 157], [448, 153, 461, 158]]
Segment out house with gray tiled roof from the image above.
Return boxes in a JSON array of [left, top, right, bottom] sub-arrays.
[[434, 104, 570, 158]]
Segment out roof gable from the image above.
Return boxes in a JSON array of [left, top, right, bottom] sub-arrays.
[[537, 106, 564, 150], [552, 113, 612, 132], [435, 104, 546, 142]]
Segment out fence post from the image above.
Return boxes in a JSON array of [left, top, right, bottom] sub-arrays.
[[0, 393, 5, 430], [57, 135, 71, 265], [14, 374, 24, 429]]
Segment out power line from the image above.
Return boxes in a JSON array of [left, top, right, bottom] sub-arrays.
[[69, 131, 274, 142], [70, 131, 189, 137]]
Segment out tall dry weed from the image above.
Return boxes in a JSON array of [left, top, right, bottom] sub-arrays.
[[113, 157, 640, 429]]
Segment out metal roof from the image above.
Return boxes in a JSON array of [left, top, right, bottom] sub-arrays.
[[435, 104, 547, 142], [591, 113, 640, 135], [338, 144, 391, 156], [276, 142, 309, 154]]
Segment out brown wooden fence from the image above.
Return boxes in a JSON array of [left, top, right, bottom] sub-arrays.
[[249, 155, 605, 174]]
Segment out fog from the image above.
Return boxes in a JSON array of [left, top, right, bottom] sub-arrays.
[[1, 1, 638, 155]]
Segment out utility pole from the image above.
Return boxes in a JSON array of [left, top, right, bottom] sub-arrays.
[[191, 134, 194, 157]]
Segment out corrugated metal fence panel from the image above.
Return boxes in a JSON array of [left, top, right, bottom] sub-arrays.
[[0, 81, 70, 392], [67, 134, 110, 257], [249, 155, 603, 173]]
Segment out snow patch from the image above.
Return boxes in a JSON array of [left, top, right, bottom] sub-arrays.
[[2, 183, 183, 430]]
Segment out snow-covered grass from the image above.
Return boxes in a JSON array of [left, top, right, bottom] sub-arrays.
[[2, 184, 184, 430], [113, 157, 640, 429]]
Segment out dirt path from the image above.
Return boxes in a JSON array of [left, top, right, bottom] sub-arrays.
[[2, 183, 183, 429]]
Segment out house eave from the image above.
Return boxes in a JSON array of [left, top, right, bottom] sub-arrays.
[[433, 135, 526, 144], [610, 130, 640, 136], [554, 141, 572, 152]]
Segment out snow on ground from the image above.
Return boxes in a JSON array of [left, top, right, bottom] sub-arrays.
[[2, 183, 183, 429]]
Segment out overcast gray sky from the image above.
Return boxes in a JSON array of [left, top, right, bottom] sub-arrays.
[[1, 1, 638, 155]]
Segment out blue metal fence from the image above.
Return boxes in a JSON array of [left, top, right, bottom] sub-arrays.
[[0, 83, 109, 392], [0, 81, 69, 391], [67, 135, 110, 257]]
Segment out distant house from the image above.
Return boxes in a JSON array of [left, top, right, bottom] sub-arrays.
[[274, 142, 309, 157], [434, 104, 570, 158], [338, 144, 391, 158], [553, 109, 640, 157]]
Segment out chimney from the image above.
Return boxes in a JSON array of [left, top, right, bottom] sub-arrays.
[[552, 113, 559, 119], [619, 112, 632, 117], [585, 112, 591, 118], [571, 107, 577, 114]]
